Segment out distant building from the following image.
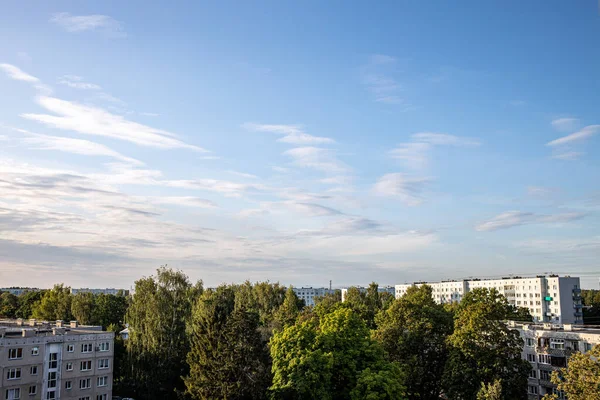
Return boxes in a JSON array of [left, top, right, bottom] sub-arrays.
[[70, 288, 128, 296], [513, 321, 600, 399], [395, 275, 582, 324], [119, 327, 129, 341], [292, 287, 335, 307], [0, 319, 114, 400], [0, 288, 40, 296], [340, 286, 396, 302]]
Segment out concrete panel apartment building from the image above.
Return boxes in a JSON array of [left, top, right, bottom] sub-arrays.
[[395, 275, 583, 324], [0, 319, 114, 400]]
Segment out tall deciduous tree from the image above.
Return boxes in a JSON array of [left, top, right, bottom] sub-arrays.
[[274, 286, 303, 329], [15, 290, 44, 319], [374, 285, 453, 400], [125, 267, 201, 400], [32, 284, 72, 321], [0, 292, 18, 318], [442, 288, 530, 400], [93, 292, 128, 329], [476, 380, 503, 400], [71, 292, 95, 325], [185, 286, 271, 400], [542, 345, 600, 400]]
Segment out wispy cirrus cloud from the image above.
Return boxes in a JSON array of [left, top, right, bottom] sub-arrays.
[[475, 211, 586, 232], [0, 63, 39, 82], [547, 125, 600, 146], [21, 96, 207, 151], [50, 12, 126, 37], [58, 75, 101, 90], [243, 123, 335, 145], [361, 54, 408, 106], [551, 117, 579, 133], [373, 173, 430, 206], [283, 146, 347, 173]]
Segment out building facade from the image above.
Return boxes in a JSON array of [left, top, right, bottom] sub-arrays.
[[340, 286, 396, 302], [0, 319, 114, 400], [292, 287, 335, 307], [70, 289, 127, 296], [0, 288, 40, 296], [513, 322, 600, 399], [395, 275, 582, 324]]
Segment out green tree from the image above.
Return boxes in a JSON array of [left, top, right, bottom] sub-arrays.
[[350, 364, 407, 400], [71, 292, 95, 325], [15, 290, 44, 319], [508, 306, 533, 322], [94, 293, 128, 328], [374, 285, 453, 400], [125, 267, 201, 400], [542, 344, 600, 400], [32, 284, 72, 321], [185, 286, 271, 400], [476, 380, 502, 400], [0, 292, 19, 318], [442, 288, 530, 400], [274, 287, 303, 329]]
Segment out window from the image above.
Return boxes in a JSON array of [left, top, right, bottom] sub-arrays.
[[78, 397, 90, 400], [28, 386, 36, 396], [98, 359, 109, 369], [8, 348, 23, 360], [80, 378, 91, 389], [96, 395, 107, 400], [7, 368, 22, 380], [31, 347, 39, 356], [97, 376, 108, 387], [584, 343, 593, 352], [529, 369, 537, 378], [66, 362, 73, 371], [99, 342, 110, 352], [48, 353, 58, 369], [540, 370, 551, 381], [539, 354, 551, 364], [80, 360, 92, 371], [46, 392, 55, 400], [65, 381, 72, 390], [525, 338, 534, 347], [48, 372, 57, 388], [550, 339, 565, 350], [81, 343, 93, 353], [526, 353, 536, 362], [528, 385, 538, 394], [30, 366, 38, 375], [5, 388, 20, 400], [67, 344, 74, 352]]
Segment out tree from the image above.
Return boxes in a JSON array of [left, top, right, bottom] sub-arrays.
[[270, 307, 405, 400], [350, 364, 407, 400], [185, 286, 271, 400], [94, 293, 128, 328], [542, 345, 600, 400], [508, 306, 533, 322], [274, 287, 303, 329], [0, 292, 18, 318], [71, 292, 95, 325], [476, 380, 502, 400], [15, 290, 44, 319], [32, 284, 72, 321], [374, 285, 453, 400], [125, 267, 201, 400], [442, 288, 531, 400]]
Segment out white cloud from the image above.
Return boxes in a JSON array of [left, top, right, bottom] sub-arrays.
[[475, 211, 586, 232], [150, 196, 217, 208], [551, 151, 584, 161], [373, 173, 430, 206], [0, 63, 39, 82], [551, 117, 579, 132], [227, 170, 258, 179], [243, 123, 335, 145], [21, 96, 207, 151], [50, 12, 125, 36], [58, 75, 101, 90], [412, 132, 481, 147], [283, 147, 347, 173], [547, 125, 600, 146], [527, 186, 558, 198], [140, 112, 160, 117], [15, 128, 142, 165]]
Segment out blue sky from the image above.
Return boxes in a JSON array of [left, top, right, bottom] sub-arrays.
[[1, 1, 599, 289]]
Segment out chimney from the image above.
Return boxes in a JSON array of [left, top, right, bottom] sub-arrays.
[[543, 322, 552, 330], [16, 318, 24, 326], [564, 324, 573, 331], [70, 320, 79, 328], [28, 319, 36, 327], [56, 320, 64, 328]]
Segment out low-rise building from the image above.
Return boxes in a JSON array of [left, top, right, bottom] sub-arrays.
[[292, 287, 335, 307], [395, 275, 582, 324], [0, 319, 114, 400], [513, 321, 600, 399]]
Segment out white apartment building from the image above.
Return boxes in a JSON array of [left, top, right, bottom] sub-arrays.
[[395, 275, 582, 324], [513, 321, 600, 399], [0, 319, 114, 400], [0, 288, 40, 296], [70, 289, 127, 296], [340, 286, 396, 302], [292, 287, 335, 307]]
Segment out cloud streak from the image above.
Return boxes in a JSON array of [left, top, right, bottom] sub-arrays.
[[50, 12, 126, 37], [475, 211, 586, 232], [0, 63, 39, 82], [243, 123, 335, 145], [547, 125, 600, 146], [373, 173, 430, 206]]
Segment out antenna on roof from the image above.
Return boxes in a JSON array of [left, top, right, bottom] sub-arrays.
[[329, 280, 332, 291]]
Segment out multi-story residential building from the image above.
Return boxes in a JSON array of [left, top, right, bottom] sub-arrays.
[[70, 288, 127, 296], [0, 288, 40, 296], [341, 286, 396, 302], [395, 275, 582, 324], [513, 321, 600, 399], [292, 287, 335, 307], [0, 319, 114, 400]]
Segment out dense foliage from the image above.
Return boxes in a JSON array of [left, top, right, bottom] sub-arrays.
[[543, 344, 600, 400]]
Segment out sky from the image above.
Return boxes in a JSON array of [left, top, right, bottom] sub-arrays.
[[0, 1, 599, 289]]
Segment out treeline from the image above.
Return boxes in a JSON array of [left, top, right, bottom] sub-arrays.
[[0, 285, 128, 329], [118, 267, 533, 400], [582, 289, 600, 325]]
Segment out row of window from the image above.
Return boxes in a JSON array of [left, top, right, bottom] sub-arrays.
[[44, 393, 108, 400], [61, 375, 109, 390], [6, 387, 36, 400], [7, 343, 110, 361], [6, 360, 110, 383]]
